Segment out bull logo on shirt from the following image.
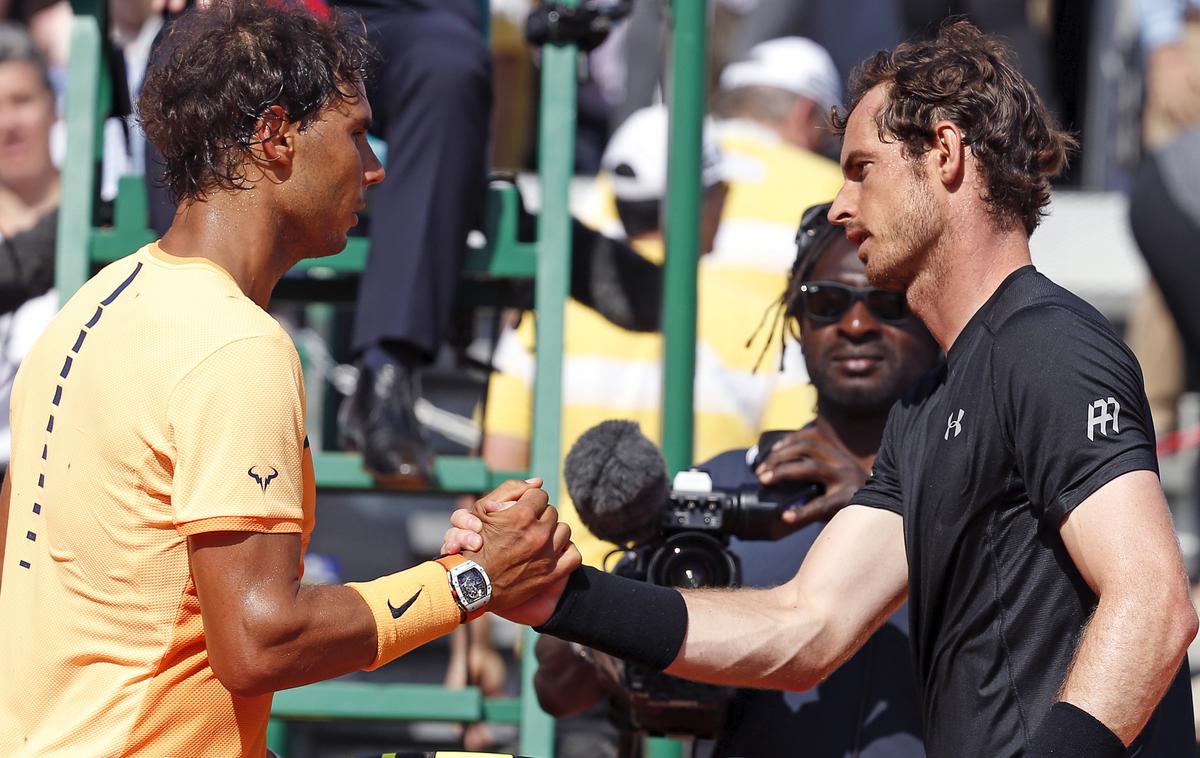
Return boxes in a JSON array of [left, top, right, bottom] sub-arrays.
[[1086, 397, 1121, 441], [248, 466, 280, 493]]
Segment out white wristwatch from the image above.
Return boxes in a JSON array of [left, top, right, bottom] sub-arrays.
[[435, 554, 492, 621]]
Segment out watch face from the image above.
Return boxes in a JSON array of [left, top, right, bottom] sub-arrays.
[[457, 567, 489, 604]]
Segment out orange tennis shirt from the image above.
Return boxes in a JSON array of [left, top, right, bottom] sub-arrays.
[[0, 243, 316, 757]]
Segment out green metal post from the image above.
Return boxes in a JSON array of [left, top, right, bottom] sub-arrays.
[[650, 2, 707, 753], [521, 2, 580, 754], [659, 0, 707, 476], [56, 14, 105, 302]]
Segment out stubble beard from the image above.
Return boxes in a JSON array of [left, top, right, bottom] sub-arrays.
[[865, 167, 942, 292]]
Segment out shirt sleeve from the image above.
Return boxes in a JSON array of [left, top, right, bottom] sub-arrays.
[[851, 402, 906, 516], [990, 305, 1159, 529], [168, 332, 307, 535]]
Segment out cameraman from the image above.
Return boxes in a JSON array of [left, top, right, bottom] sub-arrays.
[[524, 203, 940, 756]]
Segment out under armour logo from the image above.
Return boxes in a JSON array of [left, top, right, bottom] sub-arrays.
[[1087, 397, 1121, 441], [248, 466, 279, 493], [944, 409, 965, 440]]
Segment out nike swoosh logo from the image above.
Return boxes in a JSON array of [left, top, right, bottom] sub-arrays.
[[388, 589, 422, 619]]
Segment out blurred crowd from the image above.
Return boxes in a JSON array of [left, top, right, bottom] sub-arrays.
[[2, 0, 1199, 754]]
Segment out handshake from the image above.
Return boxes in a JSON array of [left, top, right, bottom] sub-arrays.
[[439, 477, 581, 626]]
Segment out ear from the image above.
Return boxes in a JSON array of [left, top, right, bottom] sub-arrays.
[[931, 120, 966, 188], [252, 105, 295, 168], [792, 96, 817, 125]]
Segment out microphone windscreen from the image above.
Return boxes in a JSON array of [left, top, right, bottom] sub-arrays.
[[563, 420, 669, 544]]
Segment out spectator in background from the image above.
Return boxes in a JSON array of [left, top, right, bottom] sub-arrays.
[[714, 36, 843, 158], [335, 0, 492, 489], [1125, 0, 1200, 583], [707, 36, 845, 283], [714, 204, 936, 756], [0, 23, 59, 476], [1126, 0, 1200, 425], [0, 0, 69, 90]]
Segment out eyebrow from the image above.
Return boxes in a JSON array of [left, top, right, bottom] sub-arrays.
[[840, 149, 873, 176]]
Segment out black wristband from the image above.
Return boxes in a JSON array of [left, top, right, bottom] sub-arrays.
[[534, 566, 687, 671], [1027, 702, 1126, 758]]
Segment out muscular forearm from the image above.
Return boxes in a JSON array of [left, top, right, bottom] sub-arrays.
[[227, 583, 378, 695], [193, 529, 461, 697], [1057, 584, 1196, 745], [668, 586, 848, 691], [533, 508, 909, 692]]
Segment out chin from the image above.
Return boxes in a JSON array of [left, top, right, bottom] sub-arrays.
[[866, 255, 915, 291], [314, 232, 350, 258]]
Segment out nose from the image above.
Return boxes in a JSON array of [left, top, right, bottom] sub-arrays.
[[829, 182, 855, 228], [362, 141, 385, 187], [837, 299, 881, 341]]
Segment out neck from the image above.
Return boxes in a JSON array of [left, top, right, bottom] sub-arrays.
[[158, 192, 295, 309], [0, 171, 61, 235], [906, 217, 1032, 353], [813, 400, 889, 471]]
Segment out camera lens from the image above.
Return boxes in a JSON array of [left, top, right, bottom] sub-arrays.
[[647, 532, 738, 589]]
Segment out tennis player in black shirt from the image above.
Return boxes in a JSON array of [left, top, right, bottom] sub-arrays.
[[443, 19, 1197, 758]]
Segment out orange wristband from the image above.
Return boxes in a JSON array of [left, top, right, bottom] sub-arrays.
[[346, 561, 461, 670]]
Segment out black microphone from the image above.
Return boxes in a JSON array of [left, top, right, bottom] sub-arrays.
[[563, 420, 669, 544]]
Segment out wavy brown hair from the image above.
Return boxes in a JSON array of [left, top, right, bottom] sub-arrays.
[[832, 18, 1076, 236], [139, 0, 376, 202]]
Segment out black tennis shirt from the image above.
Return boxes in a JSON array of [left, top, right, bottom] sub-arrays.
[[854, 266, 1193, 757]]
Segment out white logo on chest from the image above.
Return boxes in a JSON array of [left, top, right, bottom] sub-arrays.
[[1087, 397, 1121, 441], [945, 409, 965, 440]]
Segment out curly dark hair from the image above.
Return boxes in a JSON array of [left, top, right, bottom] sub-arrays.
[[832, 18, 1076, 236], [139, 0, 377, 202], [751, 202, 842, 372]]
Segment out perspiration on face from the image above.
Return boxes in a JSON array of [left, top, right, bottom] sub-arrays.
[[832, 86, 945, 292], [273, 87, 383, 256]]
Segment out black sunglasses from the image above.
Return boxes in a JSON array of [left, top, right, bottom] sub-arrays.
[[794, 281, 910, 325]]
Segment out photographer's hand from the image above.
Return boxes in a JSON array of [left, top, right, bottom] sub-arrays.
[[756, 426, 869, 536]]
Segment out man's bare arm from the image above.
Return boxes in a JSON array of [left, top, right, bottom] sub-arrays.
[[193, 479, 578, 697], [190, 529, 378, 696], [445, 501, 908, 691], [1056, 469, 1198, 745], [667, 504, 908, 691]]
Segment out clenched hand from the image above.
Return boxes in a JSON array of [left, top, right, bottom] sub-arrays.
[[454, 478, 580, 626]]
